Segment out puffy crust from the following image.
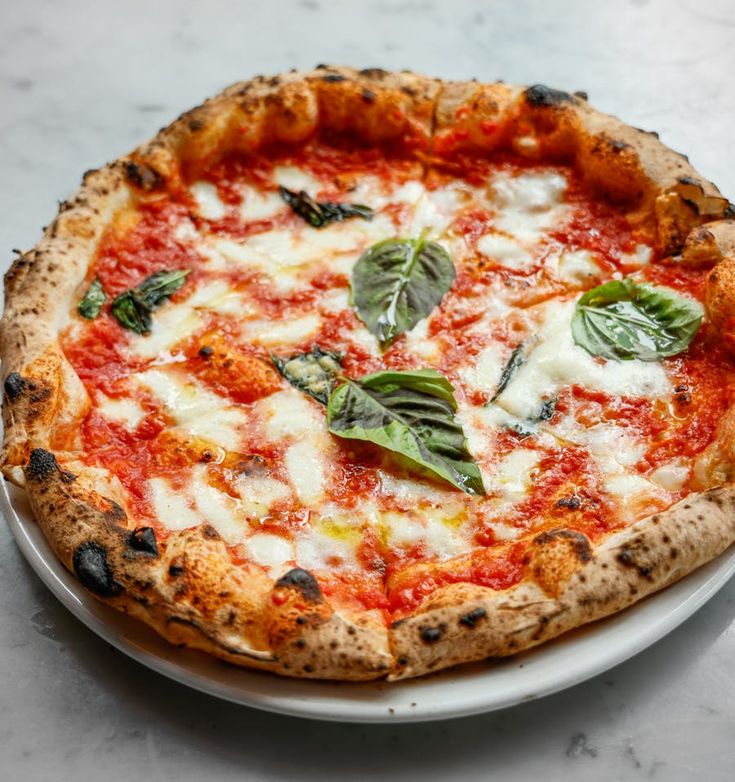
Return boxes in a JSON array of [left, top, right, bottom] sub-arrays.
[[2, 67, 735, 680], [432, 82, 733, 254], [389, 490, 735, 679]]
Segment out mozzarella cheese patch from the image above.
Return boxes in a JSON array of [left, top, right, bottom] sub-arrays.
[[490, 171, 568, 242], [136, 368, 248, 450], [496, 298, 672, 419]]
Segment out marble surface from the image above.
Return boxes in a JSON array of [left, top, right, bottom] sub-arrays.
[[2, 0, 735, 778]]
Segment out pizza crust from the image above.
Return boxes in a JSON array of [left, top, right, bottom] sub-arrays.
[[3, 67, 735, 680]]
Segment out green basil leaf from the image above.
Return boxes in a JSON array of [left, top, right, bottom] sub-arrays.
[[111, 269, 190, 335], [572, 277, 703, 361], [327, 368, 485, 495], [279, 186, 373, 228], [271, 347, 343, 405], [490, 343, 526, 402], [78, 278, 106, 320], [351, 233, 455, 346]]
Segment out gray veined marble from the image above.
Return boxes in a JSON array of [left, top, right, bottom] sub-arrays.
[[1, 0, 735, 779]]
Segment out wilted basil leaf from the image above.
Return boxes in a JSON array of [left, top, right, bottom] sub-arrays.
[[279, 186, 373, 228], [327, 368, 484, 495], [78, 278, 106, 320], [490, 344, 526, 403], [272, 347, 343, 405], [351, 233, 455, 346], [572, 277, 703, 361], [111, 269, 190, 335]]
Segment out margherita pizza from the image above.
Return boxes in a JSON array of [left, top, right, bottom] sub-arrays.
[[3, 67, 735, 680]]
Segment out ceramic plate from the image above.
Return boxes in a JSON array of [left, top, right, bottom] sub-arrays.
[[4, 481, 734, 723]]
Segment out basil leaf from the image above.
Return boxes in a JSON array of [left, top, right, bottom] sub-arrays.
[[572, 277, 703, 361], [327, 368, 485, 495], [490, 344, 526, 402], [111, 269, 190, 335], [78, 278, 106, 320], [272, 347, 343, 405], [351, 233, 455, 346], [279, 186, 373, 228]]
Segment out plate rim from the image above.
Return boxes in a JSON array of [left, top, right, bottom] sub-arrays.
[[3, 479, 735, 724]]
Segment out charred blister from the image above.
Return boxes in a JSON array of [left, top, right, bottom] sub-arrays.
[[524, 84, 574, 107], [26, 449, 75, 483], [275, 568, 323, 602], [4, 372, 25, 401], [616, 544, 654, 578], [127, 527, 159, 556], [459, 607, 487, 629], [532, 528, 592, 563], [321, 73, 347, 83], [420, 624, 446, 644], [73, 541, 124, 598], [123, 161, 163, 191]]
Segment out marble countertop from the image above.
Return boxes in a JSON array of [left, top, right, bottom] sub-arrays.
[[2, 0, 735, 779]]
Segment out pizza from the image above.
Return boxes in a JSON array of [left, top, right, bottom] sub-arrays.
[[3, 66, 735, 682]]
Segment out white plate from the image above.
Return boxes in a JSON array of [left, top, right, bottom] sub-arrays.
[[3, 480, 735, 723]]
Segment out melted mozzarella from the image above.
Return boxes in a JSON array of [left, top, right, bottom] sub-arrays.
[[490, 171, 568, 242], [136, 368, 247, 450], [273, 165, 323, 193], [285, 437, 327, 506], [97, 395, 146, 429], [476, 233, 534, 270], [257, 389, 326, 441], [191, 181, 226, 220], [148, 477, 200, 531], [488, 449, 541, 503], [235, 474, 291, 516], [496, 299, 672, 419], [556, 249, 602, 286], [245, 532, 295, 573], [239, 186, 285, 221], [190, 468, 245, 544], [242, 313, 321, 347]]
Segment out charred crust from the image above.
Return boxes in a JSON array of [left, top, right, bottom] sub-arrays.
[[275, 568, 323, 602], [72, 542, 123, 598], [201, 524, 220, 540], [320, 73, 346, 83], [532, 528, 592, 562], [420, 624, 446, 644], [26, 449, 76, 483], [391, 618, 405, 629], [361, 88, 377, 103], [359, 67, 388, 78], [677, 175, 699, 187], [168, 560, 185, 577], [123, 161, 163, 191], [616, 544, 653, 578], [4, 372, 25, 401], [459, 607, 487, 629], [524, 84, 574, 107], [573, 90, 588, 101], [127, 526, 159, 556], [198, 345, 214, 358]]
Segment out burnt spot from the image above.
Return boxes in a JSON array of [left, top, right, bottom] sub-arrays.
[[4, 372, 25, 401], [420, 624, 446, 644], [533, 528, 592, 563], [556, 495, 582, 511], [391, 618, 405, 629], [524, 84, 573, 107], [607, 137, 631, 151], [573, 90, 588, 101], [724, 203, 735, 219], [26, 449, 75, 483], [73, 542, 123, 598], [360, 67, 388, 78], [321, 73, 346, 83], [198, 345, 214, 358], [459, 607, 487, 629], [677, 175, 700, 188], [397, 656, 409, 666], [123, 161, 163, 191], [617, 545, 653, 578], [201, 524, 220, 540], [168, 559, 185, 577], [361, 88, 377, 103], [127, 527, 159, 556], [275, 568, 323, 602], [188, 118, 205, 132]]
